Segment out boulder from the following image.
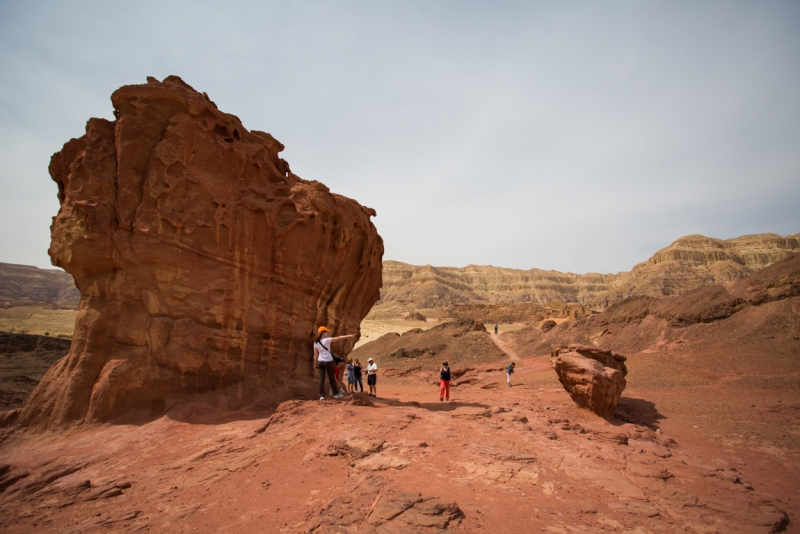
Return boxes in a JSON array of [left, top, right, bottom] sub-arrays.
[[551, 344, 628, 418], [541, 319, 557, 332], [18, 76, 383, 429], [405, 311, 427, 321]]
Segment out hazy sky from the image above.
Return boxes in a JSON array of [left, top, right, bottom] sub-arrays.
[[1, 1, 798, 274]]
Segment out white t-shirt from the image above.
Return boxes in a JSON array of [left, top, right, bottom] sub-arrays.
[[316, 337, 334, 362], [367, 362, 378, 375]]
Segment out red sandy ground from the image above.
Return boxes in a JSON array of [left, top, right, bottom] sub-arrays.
[[0, 354, 795, 534]]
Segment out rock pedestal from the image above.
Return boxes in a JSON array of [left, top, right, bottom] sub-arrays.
[[19, 76, 383, 428], [551, 344, 628, 418]]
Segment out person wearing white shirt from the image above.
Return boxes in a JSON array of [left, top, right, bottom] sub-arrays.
[[366, 358, 378, 397], [313, 326, 355, 400]]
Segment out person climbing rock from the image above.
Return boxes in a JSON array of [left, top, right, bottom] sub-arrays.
[[367, 357, 378, 397], [313, 326, 354, 400], [506, 361, 515, 387], [439, 360, 451, 401]]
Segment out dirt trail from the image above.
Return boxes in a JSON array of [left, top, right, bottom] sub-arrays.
[[490, 333, 521, 362]]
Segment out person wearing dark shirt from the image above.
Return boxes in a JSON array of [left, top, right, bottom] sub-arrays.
[[440, 360, 451, 402], [353, 359, 363, 392], [506, 362, 515, 387]]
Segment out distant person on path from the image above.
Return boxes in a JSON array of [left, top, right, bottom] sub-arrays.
[[353, 359, 364, 392], [313, 326, 355, 400], [494, 322, 499, 335], [345, 359, 355, 393], [506, 362, 515, 387], [439, 360, 451, 401], [367, 357, 378, 397]]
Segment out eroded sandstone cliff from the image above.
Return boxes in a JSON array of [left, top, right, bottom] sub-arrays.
[[374, 233, 799, 316], [18, 76, 383, 428]]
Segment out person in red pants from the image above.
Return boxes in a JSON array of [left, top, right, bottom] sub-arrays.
[[439, 360, 451, 401]]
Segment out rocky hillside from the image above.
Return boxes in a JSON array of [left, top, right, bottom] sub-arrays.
[[376, 233, 800, 316], [0, 263, 78, 305]]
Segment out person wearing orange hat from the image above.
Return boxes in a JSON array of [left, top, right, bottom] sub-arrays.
[[313, 326, 356, 400]]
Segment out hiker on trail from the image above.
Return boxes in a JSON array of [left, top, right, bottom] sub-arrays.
[[353, 359, 364, 392], [506, 362, 515, 387], [366, 357, 378, 397], [439, 360, 451, 402], [346, 359, 355, 393], [313, 326, 355, 400], [494, 322, 499, 335]]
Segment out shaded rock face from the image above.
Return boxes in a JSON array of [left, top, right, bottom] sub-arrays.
[[541, 319, 557, 332], [551, 344, 628, 419], [19, 76, 383, 429]]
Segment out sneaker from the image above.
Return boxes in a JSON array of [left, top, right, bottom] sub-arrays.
[[439, 398, 443, 402], [319, 396, 325, 400], [333, 393, 344, 399]]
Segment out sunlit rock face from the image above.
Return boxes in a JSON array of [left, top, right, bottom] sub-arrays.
[[20, 76, 383, 428]]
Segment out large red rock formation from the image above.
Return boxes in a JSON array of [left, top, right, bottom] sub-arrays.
[[18, 76, 383, 428]]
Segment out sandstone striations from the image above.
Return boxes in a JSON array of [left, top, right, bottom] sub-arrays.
[[373, 233, 799, 318], [17, 76, 383, 429]]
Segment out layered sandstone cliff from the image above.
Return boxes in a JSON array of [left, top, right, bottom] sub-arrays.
[[18, 76, 383, 428], [0, 263, 79, 305], [375, 233, 799, 316]]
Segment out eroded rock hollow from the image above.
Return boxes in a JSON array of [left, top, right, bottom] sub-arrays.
[[19, 76, 383, 428]]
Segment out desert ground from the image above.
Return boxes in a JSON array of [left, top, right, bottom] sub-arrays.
[[0, 304, 77, 338], [0, 346, 795, 534]]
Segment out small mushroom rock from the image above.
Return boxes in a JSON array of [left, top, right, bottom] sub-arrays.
[[551, 344, 628, 419], [18, 76, 383, 429]]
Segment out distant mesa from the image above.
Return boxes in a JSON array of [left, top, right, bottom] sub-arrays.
[[502, 251, 800, 362], [0, 262, 79, 306], [16, 76, 383, 429], [371, 232, 799, 321]]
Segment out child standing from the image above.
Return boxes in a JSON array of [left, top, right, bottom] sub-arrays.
[[506, 362, 515, 387], [439, 360, 451, 401]]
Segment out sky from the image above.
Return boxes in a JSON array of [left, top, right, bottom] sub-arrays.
[[1, 1, 798, 274]]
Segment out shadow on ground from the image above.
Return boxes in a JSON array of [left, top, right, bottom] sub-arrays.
[[615, 397, 665, 429]]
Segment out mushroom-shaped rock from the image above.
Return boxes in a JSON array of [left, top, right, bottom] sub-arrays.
[[551, 344, 627, 418], [18, 76, 383, 429]]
